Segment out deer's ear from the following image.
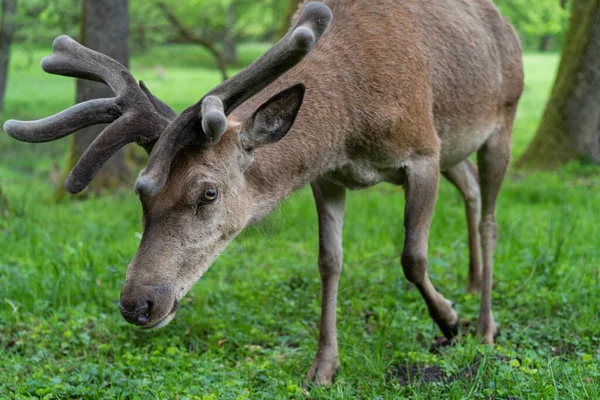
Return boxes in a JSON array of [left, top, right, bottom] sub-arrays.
[[241, 84, 305, 149]]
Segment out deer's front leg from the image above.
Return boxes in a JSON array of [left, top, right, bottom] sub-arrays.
[[402, 157, 459, 339], [306, 180, 345, 386]]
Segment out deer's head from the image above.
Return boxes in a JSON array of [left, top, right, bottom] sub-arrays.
[[4, 2, 332, 329], [121, 83, 306, 328]]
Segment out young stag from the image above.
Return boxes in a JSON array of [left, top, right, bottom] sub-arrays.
[[5, 0, 523, 385]]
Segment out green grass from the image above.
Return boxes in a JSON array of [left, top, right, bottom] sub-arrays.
[[1, 45, 599, 399]]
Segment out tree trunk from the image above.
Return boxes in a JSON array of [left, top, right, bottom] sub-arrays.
[[223, 1, 237, 64], [0, 184, 9, 217], [57, 0, 130, 197], [0, 0, 17, 113], [518, 0, 600, 168], [156, 1, 228, 81], [278, 0, 303, 39], [135, 24, 147, 52], [538, 35, 553, 52]]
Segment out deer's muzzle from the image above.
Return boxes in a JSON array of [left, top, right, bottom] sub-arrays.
[[119, 283, 177, 328]]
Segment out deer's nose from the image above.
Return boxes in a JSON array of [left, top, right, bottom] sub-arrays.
[[119, 299, 152, 326]]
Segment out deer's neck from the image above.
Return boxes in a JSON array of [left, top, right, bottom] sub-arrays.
[[244, 135, 329, 222], [240, 91, 346, 222], [234, 54, 357, 222]]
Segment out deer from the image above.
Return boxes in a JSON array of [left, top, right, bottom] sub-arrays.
[[4, 0, 523, 385]]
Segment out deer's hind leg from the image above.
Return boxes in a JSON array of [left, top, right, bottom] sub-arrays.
[[443, 159, 482, 293], [476, 108, 515, 344]]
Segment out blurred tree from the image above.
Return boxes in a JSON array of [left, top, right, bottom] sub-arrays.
[[13, 0, 78, 50], [156, 0, 229, 80], [129, 0, 168, 52], [495, 0, 569, 51], [7, 0, 286, 68], [278, 0, 302, 38], [0, 0, 17, 112], [57, 0, 130, 197], [134, 0, 285, 74], [223, 1, 237, 64], [518, 0, 600, 168], [0, 184, 8, 217]]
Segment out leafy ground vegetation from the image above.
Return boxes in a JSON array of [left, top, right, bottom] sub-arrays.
[[1, 47, 599, 399]]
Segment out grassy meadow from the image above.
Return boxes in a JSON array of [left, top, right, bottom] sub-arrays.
[[1, 45, 599, 399]]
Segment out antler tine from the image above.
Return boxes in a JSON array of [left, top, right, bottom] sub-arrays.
[[65, 111, 168, 192], [200, 96, 228, 146], [4, 35, 139, 142], [41, 35, 137, 96], [135, 1, 333, 198], [4, 35, 172, 193], [3, 99, 118, 143], [66, 115, 137, 192], [205, 2, 333, 114]]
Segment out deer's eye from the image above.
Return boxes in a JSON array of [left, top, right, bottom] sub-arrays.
[[200, 188, 218, 204]]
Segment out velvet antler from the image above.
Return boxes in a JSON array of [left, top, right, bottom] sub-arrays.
[[134, 1, 333, 198], [3, 35, 174, 193]]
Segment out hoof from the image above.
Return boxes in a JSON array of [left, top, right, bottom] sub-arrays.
[[304, 356, 340, 387], [476, 314, 497, 345], [477, 327, 498, 345], [429, 299, 460, 340], [441, 318, 460, 340], [429, 335, 458, 354]]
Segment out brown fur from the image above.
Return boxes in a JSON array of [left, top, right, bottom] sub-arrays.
[[122, 0, 523, 384]]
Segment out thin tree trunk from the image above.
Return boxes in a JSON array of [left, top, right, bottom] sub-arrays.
[[156, 1, 228, 81], [135, 25, 147, 52], [223, 1, 237, 64], [57, 0, 130, 197], [0, 184, 9, 217], [278, 0, 303, 39], [518, 0, 600, 168], [538, 35, 553, 52], [0, 0, 17, 113]]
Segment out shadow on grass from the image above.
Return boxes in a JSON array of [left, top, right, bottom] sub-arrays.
[[389, 360, 481, 385]]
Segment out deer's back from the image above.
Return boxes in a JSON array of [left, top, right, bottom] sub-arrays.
[[240, 0, 523, 184], [292, 0, 523, 169]]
